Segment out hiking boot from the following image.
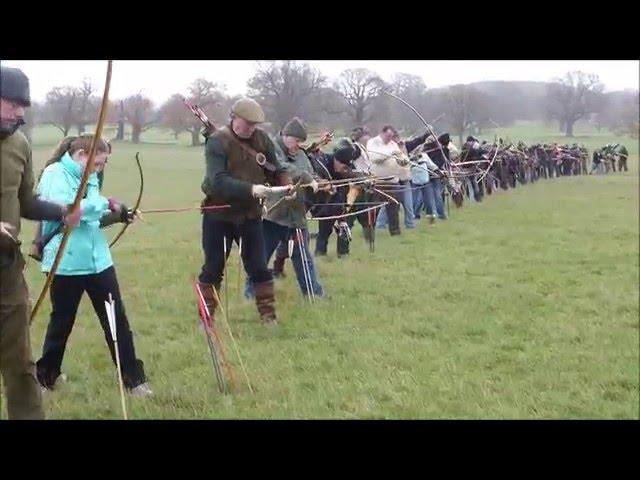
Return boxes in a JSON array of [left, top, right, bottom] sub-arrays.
[[129, 382, 154, 397], [196, 281, 219, 323], [254, 280, 277, 324], [272, 256, 286, 278], [39, 373, 68, 393]]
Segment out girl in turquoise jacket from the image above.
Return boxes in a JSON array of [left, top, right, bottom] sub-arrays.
[[34, 135, 152, 397]]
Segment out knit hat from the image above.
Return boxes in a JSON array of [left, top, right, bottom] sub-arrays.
[[438, 133, 450, 145], [333, 137, 356, 164], [282, 117, 308, 141], [0, 66, 31, 106]]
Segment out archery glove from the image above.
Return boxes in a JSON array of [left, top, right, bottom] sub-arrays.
[[393, 153, 410, 167], [284, 189, 298, 201], [335, 221, 352, 242], [119, 205, 136, 224], [252, 184, 269, 199]]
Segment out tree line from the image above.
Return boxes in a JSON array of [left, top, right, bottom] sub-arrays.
[[25, 61, 639, 145]]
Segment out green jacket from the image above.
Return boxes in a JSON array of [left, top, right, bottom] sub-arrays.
[[0, 130, 64, 250], [264, 136, 314, 229], [1, 130, 34, 245], [201, 125, 288, 223], [618, 145, 628, 158]]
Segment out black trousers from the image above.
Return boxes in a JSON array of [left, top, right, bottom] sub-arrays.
[[36, 266, 146, 389], [316, 218, 350, 256], [346, 190, 375, 231], [619, 157, 628, 172], [199, 214, 272, 286]]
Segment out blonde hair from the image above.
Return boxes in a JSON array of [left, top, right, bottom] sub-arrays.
[[40, 134, 111, 180]]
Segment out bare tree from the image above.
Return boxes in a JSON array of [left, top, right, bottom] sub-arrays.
[[159, 94, 189, 140], [22, 101, 40, 143], [247, 61, 325, 129], [620, 93, 639, 138], [590, 94, 609, 132], [390, 73, 428, 132], [122, 93, 156, 143], [159, 79, 227, 146], [334, 68, 386, 126], [42, 81, 103, 137], [186, 79, 226, 145], [392, 73, 425, 94], [299, 86, 350, 131], [443, 84, 492, 145], [44, 86, 77, 136], [594, 89, 639, 134], [115, 100, 126, 140], [75, 79, 99, 135], [546, 71, 604, 137], [104, 99, 127, 141]]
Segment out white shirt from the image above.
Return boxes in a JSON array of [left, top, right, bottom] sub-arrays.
[[353, 141, 373, 175], [366, 135, 410, 183]]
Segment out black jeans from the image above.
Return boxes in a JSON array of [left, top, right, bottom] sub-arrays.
[[199, 214, 272, 286], [36, 266, 146, 389], [346, 189, 375, 232], [316, 218, 350, 256]]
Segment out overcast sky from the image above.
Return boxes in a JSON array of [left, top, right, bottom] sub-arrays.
[[3, 60, 638, 105]]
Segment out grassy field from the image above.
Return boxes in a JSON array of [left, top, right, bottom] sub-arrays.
[[5, 123, 638, 419]]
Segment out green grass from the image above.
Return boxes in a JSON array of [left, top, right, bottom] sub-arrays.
[[7, 123, 638, 419]]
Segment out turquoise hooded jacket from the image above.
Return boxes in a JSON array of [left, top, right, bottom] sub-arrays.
[[37, 152, 113, 275]]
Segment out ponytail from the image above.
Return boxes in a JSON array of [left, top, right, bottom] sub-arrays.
[[38, 134, 111, 182]]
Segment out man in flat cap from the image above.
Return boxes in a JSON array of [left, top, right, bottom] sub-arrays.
[[197, 98, 293, 325]]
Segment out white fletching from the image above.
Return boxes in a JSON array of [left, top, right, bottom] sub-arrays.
[[106, 294, 117, 341]]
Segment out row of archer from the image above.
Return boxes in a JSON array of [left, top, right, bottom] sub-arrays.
[[18, 94, 608, 404]]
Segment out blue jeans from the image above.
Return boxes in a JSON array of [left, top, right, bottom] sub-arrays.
[[376, 205, 388, 229], [465, 177, 477, 202], [424, 178, 446, 219], [412, 182, 429, 218], [245, 220, 324, 299], [376, 182, 415, 229], [400, 182, 416, 228]]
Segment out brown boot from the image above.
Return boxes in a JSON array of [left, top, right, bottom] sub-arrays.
[[272, 255, 286, 279], [254, 280, 277, 324], [197, 281, 219, 323]]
